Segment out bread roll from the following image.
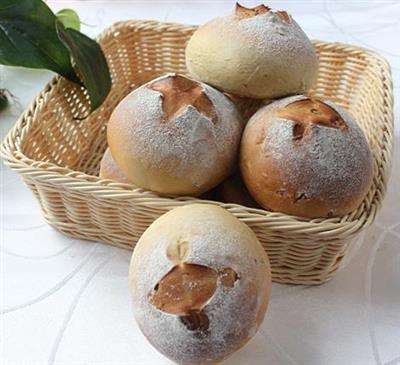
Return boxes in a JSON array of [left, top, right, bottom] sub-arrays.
[[129, 204, 271, 365], [224, 93, 266, 123], [99, 148, 131, 184], [215, 173, 261, 209], [240, 95, 374, 218], [186, 3, 318, 99], [107, 73, 242, 196]]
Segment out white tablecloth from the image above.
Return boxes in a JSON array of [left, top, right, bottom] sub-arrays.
[[1, 1, 399, 364]]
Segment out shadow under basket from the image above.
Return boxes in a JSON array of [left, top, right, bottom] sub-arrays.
[[1, 20, 394, 285]]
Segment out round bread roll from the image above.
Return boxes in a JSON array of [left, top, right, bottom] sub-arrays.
[[215, 173, 261, 209], [186, 3, 318, 99], [99, 148, 131, 184], [224, 92, 266, 124], [107, 73, 242, 196], [240, 95, 374, 218], [129, 204, 271, 365]]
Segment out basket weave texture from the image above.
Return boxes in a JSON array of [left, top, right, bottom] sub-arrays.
[[1, 20, 394, 284]]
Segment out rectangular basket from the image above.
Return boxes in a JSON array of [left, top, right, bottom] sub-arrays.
[[1, 20, 394, 285]]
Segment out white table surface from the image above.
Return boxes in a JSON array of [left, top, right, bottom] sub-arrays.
[[1, 1, 399, 365]]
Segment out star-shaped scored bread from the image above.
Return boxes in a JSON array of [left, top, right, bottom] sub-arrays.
[[274, 98, 348, 142], [148, 74, 218, 123], [235, 3, 291, 23]]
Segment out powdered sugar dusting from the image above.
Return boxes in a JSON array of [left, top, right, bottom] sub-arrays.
[[236, 9, 317, 81], [110, 74, 241, 189], [129, 205, 270, 365], [186, 5, 318, 98], [257, 95, 373, 210]]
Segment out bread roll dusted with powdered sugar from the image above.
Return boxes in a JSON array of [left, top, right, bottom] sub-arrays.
[[186, 3, 318, 99], [240, 95, 374, 217], [129, 204, 271, 365], [107, 74, 242, 196]]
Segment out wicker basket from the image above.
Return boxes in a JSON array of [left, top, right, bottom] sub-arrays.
[[1, 20, 394, 285]]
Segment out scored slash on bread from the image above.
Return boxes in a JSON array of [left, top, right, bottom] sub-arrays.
[[235, 3, 291, 23], [274, 98, 348, 143], [129, 204, 271, 365], [186, 3, 317, 99], [148, 262, 240, 334], [235, 3, 271, 19], [240, 95, 374, 218], [107, 73, 242, 196], [148, 74, 218, 124]]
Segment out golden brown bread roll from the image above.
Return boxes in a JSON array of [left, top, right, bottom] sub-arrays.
[[129, 204, 271, 365], [186, 3, 318, 99], [107, 73, 242, 196], [240, 95, 374, 218], [99, 148, 131, 184]]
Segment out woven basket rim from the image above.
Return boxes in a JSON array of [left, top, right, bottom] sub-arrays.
[[0, 19, 394, 234], [105, 19, 394, 63]]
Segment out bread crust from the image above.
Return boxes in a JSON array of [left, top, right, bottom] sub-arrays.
[[99, 148, 131, 184], [185, 4, 318, 99], [129, 204, 271, 365], [240, 96, 374, 217], [107, 74, 242, 196]]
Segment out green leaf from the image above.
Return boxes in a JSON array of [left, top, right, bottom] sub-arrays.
[[0, 0, 79, 83], [0, 0, 111, 113], [0, 90, 8, 111], [56, 8, 80, 31], [56, 20, 111, 112]]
